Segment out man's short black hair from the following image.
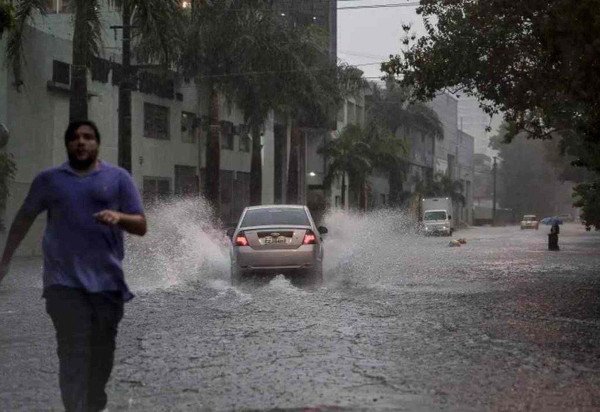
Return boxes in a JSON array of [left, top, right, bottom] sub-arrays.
[[64, 120, 101, 146]]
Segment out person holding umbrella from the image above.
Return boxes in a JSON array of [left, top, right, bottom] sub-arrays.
[[547, 217, 561, 251]]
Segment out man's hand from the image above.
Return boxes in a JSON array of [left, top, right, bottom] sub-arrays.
[[94, 210, 147, 236], [94, 210, 122, 225]]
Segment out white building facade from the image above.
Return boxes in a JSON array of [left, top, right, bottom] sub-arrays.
[[0, 2, 276, 255]]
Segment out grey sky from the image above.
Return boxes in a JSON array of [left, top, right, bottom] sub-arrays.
[[338, 1, 502, 155], [337, 0, 425, 81]]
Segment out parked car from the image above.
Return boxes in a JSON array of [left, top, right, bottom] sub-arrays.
[[227, 205, 327, 286], [520, 214, 539, 230]]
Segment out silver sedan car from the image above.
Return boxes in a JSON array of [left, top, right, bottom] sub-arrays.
[[228, 205, 327, 286]]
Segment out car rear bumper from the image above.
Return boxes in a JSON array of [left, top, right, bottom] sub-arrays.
[[424, 227, 451, 235], [232, 245, 320, 270]]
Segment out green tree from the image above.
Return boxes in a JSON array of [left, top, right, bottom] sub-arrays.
[[180, 1, 361, 209], [6, 0, 177, 122], [0, 1, 15, 38], [367, 83, 443, 206], [180, 0, 266, 210], [221, 10, 341, 206], [318, 124, 372, 209], [382, 0, 600, 228], [490, 125, 576, 219]]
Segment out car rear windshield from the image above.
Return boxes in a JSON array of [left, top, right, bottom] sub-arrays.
[[523, 216, 537, 221], [241, 208, 310, 227], [424, 211, 447, 221]]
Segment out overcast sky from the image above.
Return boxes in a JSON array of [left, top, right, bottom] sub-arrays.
[[337, 0, 426, 81]]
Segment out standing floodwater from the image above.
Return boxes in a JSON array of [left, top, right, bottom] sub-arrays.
[[2, 203, 600, 410]]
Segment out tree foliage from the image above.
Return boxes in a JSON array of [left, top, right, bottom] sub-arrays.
[[414, 173, 465, 206], [6, 0, 177, 120], [319, 120, 407, 209], [490, 124, 575, 219], [0, 1, 15, 38], [383, 0, 600, 228]]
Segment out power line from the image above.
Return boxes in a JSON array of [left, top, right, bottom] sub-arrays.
[[190, 2, 421, 12], [176, 61, 383, 85], [338, 2, 420, 10]]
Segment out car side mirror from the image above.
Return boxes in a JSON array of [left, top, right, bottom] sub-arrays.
[[448, 215, 451, 220], [318, 226, 328, 234], [226, 228, 235, 239]]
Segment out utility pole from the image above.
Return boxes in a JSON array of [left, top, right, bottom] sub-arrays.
[[117, 0, 132, 174], [492, 156, 497, 226]]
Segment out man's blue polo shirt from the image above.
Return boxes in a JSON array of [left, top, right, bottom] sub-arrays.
[[22, 161, 144, 302]]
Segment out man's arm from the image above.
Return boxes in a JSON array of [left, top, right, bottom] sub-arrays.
[[94, 210, 147, 236], [0, 208, 37, 284]]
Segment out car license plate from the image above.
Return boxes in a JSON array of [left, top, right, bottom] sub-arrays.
[[262, 236, 290, 245]]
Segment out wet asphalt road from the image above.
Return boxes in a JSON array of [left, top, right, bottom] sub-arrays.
[[1, 211, 600, 411]]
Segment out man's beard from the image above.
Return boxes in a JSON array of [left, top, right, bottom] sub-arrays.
[[68, 150, 98, 170]]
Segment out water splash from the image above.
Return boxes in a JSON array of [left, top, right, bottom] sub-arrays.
[[124, 197, 230, 291], [322, 208, 417, 275]]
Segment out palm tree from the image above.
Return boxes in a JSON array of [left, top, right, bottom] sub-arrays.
[[0, 1, 16, 39], [411, 172, 465, 220], [318, 124, 372, 208], [7, 0, 102, 121], [220, 5, 328, 206], [366, 83, 444, 206], [179, 1, 355, 209], [6, 0, 48, 88], [6, 0, 177, 127], [363, 119, 408, 207], [179, 0, 255, 210]]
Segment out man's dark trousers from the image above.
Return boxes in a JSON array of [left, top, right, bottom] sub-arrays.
[[45, 286, 124, 412]]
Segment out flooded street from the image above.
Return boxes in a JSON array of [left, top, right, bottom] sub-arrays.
[[2, 204, 600, 410]]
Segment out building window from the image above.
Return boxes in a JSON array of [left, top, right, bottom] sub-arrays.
[[144, 103, 170, 140], [220, 121, 234, 150], [45, 0, 70, 13], [181, 112, 196, 143], [91, 57, 110, 83], [238, 125, 251, 152], [142, 176, 171, 205], [52, 60, 70, 85]]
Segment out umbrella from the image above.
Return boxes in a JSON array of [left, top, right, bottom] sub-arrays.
[[540, 216, 563, 225]]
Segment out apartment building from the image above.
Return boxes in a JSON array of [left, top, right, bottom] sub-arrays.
[[0, 1, 273, 254]]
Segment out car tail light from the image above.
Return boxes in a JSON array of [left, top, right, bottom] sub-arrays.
[[235, 232, 249, 246], [303, 230, 317, 245]]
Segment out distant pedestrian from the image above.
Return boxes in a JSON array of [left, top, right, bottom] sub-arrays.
[[548, 222, 560, 251], [0, 120, 146, 412]]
